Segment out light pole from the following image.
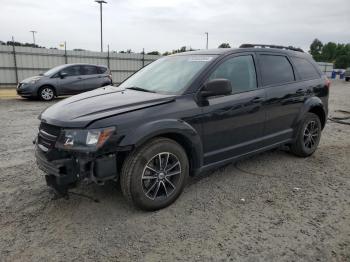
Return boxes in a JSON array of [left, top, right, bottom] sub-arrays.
[[205, 32, 208, 49], [30, 30, 37, 45], [95, 0, 107, 52]]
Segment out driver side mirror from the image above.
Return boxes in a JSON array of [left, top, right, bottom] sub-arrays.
[[200, 78, 232, 98], [59, 72, 68, 79]]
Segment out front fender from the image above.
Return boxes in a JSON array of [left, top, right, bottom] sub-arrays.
[[119, 119, 203, 170]]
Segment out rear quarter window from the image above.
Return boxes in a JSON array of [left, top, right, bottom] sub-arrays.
[[98, 67, 108, 74], [291, 57, 320, 80], [259, 54, 295, 86]]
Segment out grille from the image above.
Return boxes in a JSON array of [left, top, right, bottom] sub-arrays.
[[38, 122, 61, 151]]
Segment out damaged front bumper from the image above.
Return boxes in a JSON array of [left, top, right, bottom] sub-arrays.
[[35, 144, 118, 196]]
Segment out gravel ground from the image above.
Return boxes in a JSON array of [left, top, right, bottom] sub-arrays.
[[0, 80, 349, 262]]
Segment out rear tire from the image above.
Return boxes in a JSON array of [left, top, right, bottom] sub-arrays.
[[290, 112, 322, 157], [39, 86, 55, 101], [345, 77, 350, 82], [120, 138, 189, 211]]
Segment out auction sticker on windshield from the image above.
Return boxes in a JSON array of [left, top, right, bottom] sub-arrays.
[[188, 56, 214, 62]]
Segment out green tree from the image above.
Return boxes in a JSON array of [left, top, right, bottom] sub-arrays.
[[147, 51, 160, 55], [309, 39, 350, 68], [218, 43, 231, 48], [119, 49, 133, 54], [309, 39, 323, 61], [335, 55, 350, 69], [321, 42, 337, 62]]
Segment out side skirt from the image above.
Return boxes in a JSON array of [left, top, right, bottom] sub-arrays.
[[194, 139, 292, 176]]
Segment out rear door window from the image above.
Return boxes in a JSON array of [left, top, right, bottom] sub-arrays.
[[208, 55, 257, 94], [60, 66, 81, 77], [291, 57, 320, 80], [81, 65, 98, 75], [259, 55, 295, 86]]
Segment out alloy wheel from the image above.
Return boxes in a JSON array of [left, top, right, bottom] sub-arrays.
[[141, 152, 181, 200], [303, 120, 319, 149]]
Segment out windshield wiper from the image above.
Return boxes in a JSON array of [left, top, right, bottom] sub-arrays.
[[126, 87, 156, 93]]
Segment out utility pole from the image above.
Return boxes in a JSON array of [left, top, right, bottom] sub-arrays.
[[30, 30, 37, 45], [107, 44, 110, 68], [11, 36, 19, 84], [64, 41, 67, 64], [95, 0, 107, 52], [205, 32, 208, 49]]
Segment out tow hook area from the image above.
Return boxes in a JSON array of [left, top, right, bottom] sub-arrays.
[[45, 175, 100, 202], [43, 154, 118, 201], [45, 174, 75, 200]]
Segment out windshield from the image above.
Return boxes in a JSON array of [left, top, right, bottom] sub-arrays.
[[43, 64, 68, 76], [119, 55, 216, 95]]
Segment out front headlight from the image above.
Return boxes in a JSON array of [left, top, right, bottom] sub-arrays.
[[56, 127, 115, 151]]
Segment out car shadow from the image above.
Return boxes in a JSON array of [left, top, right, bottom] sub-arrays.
[[43, 147, 292, 215]]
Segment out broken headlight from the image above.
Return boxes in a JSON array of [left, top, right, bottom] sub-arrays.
[[56, 127, 115, 151]]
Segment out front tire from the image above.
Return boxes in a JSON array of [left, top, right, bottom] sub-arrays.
[[290, 112, 322, 157], [39, 86, 55, 101], [120, 138, 189, 211]]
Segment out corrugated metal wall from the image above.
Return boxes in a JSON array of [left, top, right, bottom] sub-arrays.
[[0, 45, 160, 86]]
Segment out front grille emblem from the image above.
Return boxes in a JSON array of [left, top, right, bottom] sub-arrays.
[[64, 135, 74, 146]]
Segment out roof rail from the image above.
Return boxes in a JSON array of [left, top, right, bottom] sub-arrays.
[[239, 44, 304, 52]]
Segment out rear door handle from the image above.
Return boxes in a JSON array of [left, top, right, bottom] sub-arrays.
[[252, 97, 264, 103]]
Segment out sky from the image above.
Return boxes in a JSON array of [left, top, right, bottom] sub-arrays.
[[0, 0, 349, 53]]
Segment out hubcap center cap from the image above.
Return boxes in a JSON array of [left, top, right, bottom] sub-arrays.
[[158, 172, 165, 180]]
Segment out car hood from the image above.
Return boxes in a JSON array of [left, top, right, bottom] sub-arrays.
[[21, 75, 43, 83], [40, 86, 176, 128]]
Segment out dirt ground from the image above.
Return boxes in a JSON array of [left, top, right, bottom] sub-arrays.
[[0, 81, 349, 262]]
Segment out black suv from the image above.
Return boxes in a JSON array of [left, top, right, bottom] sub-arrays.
[[35, 44, 329, 210]]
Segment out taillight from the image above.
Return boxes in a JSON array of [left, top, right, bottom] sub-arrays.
[[325, 78, 331, 89]]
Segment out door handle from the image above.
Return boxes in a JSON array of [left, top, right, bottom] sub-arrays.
[[252, 97, 264, 103], [77, 77, 82, 80], [296, 89, 304, 94]]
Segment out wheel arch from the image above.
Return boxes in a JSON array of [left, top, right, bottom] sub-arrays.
[[308, 106, 326, 129], [118, 120, 203, 175], [296, 97, 327, 130]]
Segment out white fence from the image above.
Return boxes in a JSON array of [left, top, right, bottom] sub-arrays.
[[0, 46, 334, 86], [317, 62, 333, 78], [0, 45, 160, 86]]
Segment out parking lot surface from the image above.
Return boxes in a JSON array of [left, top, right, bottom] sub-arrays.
[[0, 81, 349, 261]]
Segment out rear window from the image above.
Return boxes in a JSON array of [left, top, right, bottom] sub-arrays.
[[98, 67, 108, 74], [259, 55, 295, 86], [291, 57, 320, 80]]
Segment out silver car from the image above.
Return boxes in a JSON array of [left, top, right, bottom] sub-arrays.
[[345, 67, 350, 82], [17, 63, 113, 101]]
